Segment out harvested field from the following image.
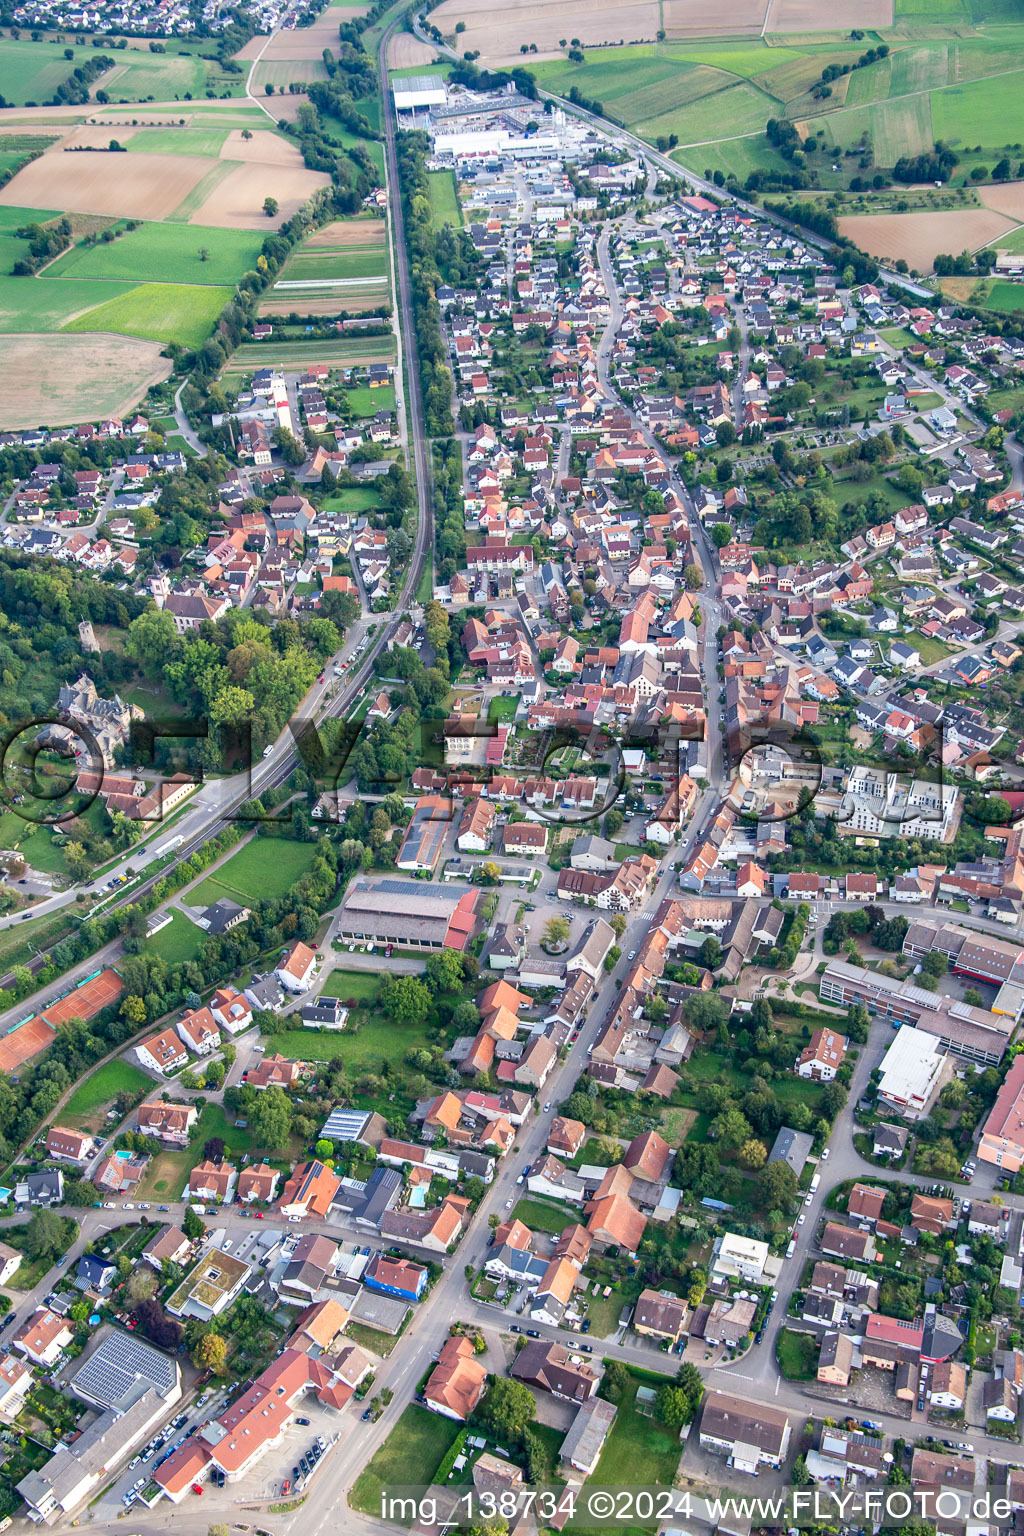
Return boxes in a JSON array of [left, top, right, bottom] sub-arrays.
[[938, 275, 984, 302], [387, 32, 437, 67], [663, 0, 766, 34], [259, 2, 368, 59], [68, 324, 174, 410], [980, 181, 1024, 222], [838, 207, 1016, 270], [220, 128, 302, 164], [303, 216, 386, 248], [0, 149, 211, 219], [430, 0, 660, 59], [0, 333, 171, 428], [233, 35, 268, 60], [259, 290, 383, 315], [768, 0, 892, 25], [188, 160, 331, 228]]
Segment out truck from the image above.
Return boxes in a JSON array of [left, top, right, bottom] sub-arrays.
[[809, 1172, 820, 1193], [786, 1239, 796, 1258]]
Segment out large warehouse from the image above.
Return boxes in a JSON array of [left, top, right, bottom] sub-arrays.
[[336, 879, 479, 951], [392, 74, 447, 112]]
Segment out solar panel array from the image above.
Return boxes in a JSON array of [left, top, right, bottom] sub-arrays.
[[71, 1330, 176, 1410]]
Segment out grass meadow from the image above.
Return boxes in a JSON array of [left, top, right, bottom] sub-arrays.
[[46, 221, 264, 287], [62, 281, 231, 346]]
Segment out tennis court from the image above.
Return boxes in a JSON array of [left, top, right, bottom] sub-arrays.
[[41, 967, 124, 1027], [0, 1015, 56, 1071]]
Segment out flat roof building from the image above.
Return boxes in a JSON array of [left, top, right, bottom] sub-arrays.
[[819, 959, 1011, 1065], [393, 74, 447, 110], [877, 1024, 953, 1120]]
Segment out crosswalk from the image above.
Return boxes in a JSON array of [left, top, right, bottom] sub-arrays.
[[638, 907, 657, 922]]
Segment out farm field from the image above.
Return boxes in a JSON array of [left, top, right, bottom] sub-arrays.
[[185, 837, 319, 907], [0, 333, 171, 428], [223, 335, 396, 373], [126, 126, 230, 157], [0, 149, 215, 220], [0, 275, 135, 331], [45, 222, 264, 287], [837, 206, 1017, 270], [89, 50, 246, 102], [62, 281, 231, 346], [280, 247, 388, 282], [0, 38, 109, 107]]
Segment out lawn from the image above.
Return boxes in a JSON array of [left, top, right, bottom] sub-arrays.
[[63, 1058, 152, 1126], [426, 170, 462, 227], [776, 1327, 818, 1380], [62, 281, 231, 347], [187, 837, 319, 907], [487, 694, 520, 724], [319, 968, 382, 1003], [126, 127, 230, 156], [931, 70, 1024, 148], [350, 1404, 461, 1515], [906, 629, 952, 664], [46, 222, 263, 289], [344, 384, 396, 416], [324, 486, 381, 513], [146, 910, 207, 966], [569, 1369, 678, 1535], [511, 1196, 575, 1234], [271, 1014, 408, 1066], [92, 49, 246, 101]]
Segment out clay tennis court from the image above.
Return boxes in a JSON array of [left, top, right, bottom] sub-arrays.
[[0, 967, 123, 1071], [41, 967, 124, 1027], [0, 1015, 56, 1072]]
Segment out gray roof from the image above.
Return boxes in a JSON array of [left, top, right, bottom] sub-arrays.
[[560, 1397, 616, 1471], [768, 1127, 814, 1173]]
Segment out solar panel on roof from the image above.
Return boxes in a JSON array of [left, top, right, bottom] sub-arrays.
[[70, 1330, 176, 1410]]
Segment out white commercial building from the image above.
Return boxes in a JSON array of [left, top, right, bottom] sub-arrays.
[[876, 1024, 953, 1120], [839, 766, 958, 842], [393, 74, 447, 111]]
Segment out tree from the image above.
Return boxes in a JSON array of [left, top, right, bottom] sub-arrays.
[[610, 914, 627, 939], [134, 1298, 182, 1350], [249, 1085, 292, 1149], [543, 915, 570, 949], [675, 1361, 703, 1418], [198, 246, 210, 263], [195, 1331, 229, 1375], [125, 1267, 158, 1306], [600, 1359, 630, 1403], [263, 196, 279, 217], [711, 523, 733, 548], [22, 1209, 74, 1266], [203, 1137, 226, 1164], [183, 1205, 206, 1241], [383, 974, 432, 1025], [654, 1383, 692, 1430], [426, 948, 464, 993], [759, 1160, 798, 1207], [684, 564, 703, 591], [739, 1138, 767, 1170], [475, 1376, 535, 1442], [699, 935, 723, 970]]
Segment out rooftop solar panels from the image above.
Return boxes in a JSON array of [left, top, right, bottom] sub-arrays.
[[69, 1328, 178, 1411]]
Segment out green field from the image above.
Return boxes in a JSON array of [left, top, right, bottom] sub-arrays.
[[224, 336, 396, 371], [187, 837, 319, 906], [63, 1058, 152, 1126], [146, 910, 207, 965], [0, 39, 105, 106], [350, 1406, 461, 1516], [343, 384, 396, 416], [46, 222, 264, 288], [323, 486, 381, 512], [281, 248, 388, 282], [126, 127, 230, 156], [931, 69, 1024, 146], [62, 281, 231, 346], [0, 275, 136, 332], [94, 49, 247, 102], [426, 170, 462, 227]]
